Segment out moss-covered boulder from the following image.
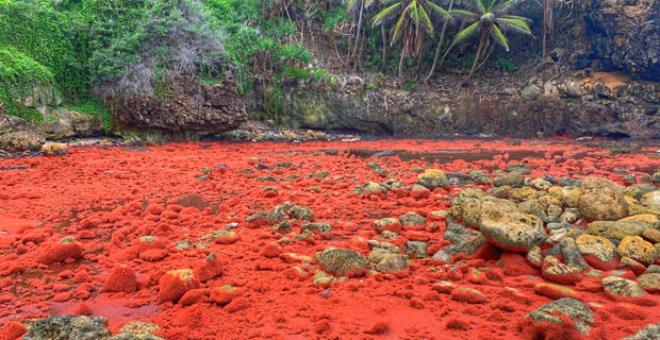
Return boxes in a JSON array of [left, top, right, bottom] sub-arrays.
[[0, 114, 45, 151], [316, 247, 369, 277]]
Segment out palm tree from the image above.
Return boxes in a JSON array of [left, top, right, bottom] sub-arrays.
[[347, 0, 375, 68], [372, 0, 451, 80], [426, 0, 455, 83], [442, 0, 533, 82]]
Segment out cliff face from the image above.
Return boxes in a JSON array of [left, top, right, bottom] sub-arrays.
[[252, 73, 657, 139], [109, 76, 247, 135], [587, 0, 659, 80], [245, 1, 659, 139]]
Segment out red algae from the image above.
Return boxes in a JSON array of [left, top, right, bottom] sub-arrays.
[[0, 138, 658, 338], [102, 265, 138, 293]]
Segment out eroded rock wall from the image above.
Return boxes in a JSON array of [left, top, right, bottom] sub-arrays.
[[258, 74, 658, 139], [109, 76, 247, 135], [587, 0, 659, 80]]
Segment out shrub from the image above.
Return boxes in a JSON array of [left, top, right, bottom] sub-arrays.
[[0, 0, 86, 99], [87, 0, 225, 100], [0, 46, 55, 120]]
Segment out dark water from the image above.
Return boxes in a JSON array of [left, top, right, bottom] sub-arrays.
[[340, 148, 554, 162]]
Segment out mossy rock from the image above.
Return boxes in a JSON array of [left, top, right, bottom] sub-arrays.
[[316, 247, 369, 277]]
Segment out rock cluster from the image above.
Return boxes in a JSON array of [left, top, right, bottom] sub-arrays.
[[0, 114, 45, 152], [439, 173, 659, 324], [110, 77, 247, 135]]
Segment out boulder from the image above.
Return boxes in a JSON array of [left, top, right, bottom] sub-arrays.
[[479, 200, 546, 252], [586, 221, 648, 240], [23, 316, 111, 340], [110, 77, 247, 134], [530, 178, 552, 191], [521, 84, 542, 101], [375, 254, 408, 273], [620, 214, 659, 224], [617, 236, 657, 265], [578, 177, 628, 221], [41, 108, 103, 138], [493, 171, 525, 188], [549, 186, 582, 208], [316, 248, 369, 277], [576, 234, 618, 270], [41, 142, 68, 156], [642, 227, 660, 244], [158, 269, 200, 303], [102, 265, 138, 293], [559, 238, 588, 271], [624, 323, 660, 340], [640, 191, 660, 210], [638, 273, 660, 293], [417, 169, 448, 189], [527, 298, 594, 334], [602, 276, 644, 299], [405, 241, 428, 258], [459, 199, 483, 227], [0, 114, 45, 152], [110, 321, 162, 340], [399, 212, 426, 227], [433, 223, 487, 264], [510, 187, 538, 202], [620, 257, 648, 276], [542, 255, 583, 285], [373, 218, 402, 234]]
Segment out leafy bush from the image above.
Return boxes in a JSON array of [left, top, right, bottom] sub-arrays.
[[323, 7, 346, 30], [0, 0, 86, 99], [0, 46, 55, 120], [87, 0, 225, 100]]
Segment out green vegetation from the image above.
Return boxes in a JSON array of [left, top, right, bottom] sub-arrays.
[[372, 0, 451, 80], [0, 0, 539, 125], [445, 0, 532, 82], [0, 46, 54, 120]]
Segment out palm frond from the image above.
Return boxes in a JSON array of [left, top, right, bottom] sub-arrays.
[[490, 24, 509, 51], [499, 14, 531, 22], [426, 1, 452, 21], [495, 17, 533, 36], [448, 20, 479, 47], [409, 0, 419, 23], [371, 2, 402, 27], [449, 8, 479, 20], [494, 0, 527, 15], [391, 3, 412, 43], [418, 4, 435, 36], [472, 0, 486, 14]]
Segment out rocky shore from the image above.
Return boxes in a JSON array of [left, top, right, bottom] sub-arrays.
[[0, 139, 658, 338]]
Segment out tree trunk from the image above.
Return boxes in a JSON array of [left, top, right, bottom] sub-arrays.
[[542, 0, 554, 60], [463, 31, 487, 83], [475, 40, 493, 71], [352, 0, 364, 64], [381, 24, 387, 71], [414, 29, 424, 76], [398, 47, 406, 82], [426, 0, 454, 83], [356, 26, 367, 70], [330, 29, 344, 64], [438, 18, 465, 70]]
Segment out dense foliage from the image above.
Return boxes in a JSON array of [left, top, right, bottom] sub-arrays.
[[0, 0, 546, 123], [0, 46, 55, 120]]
